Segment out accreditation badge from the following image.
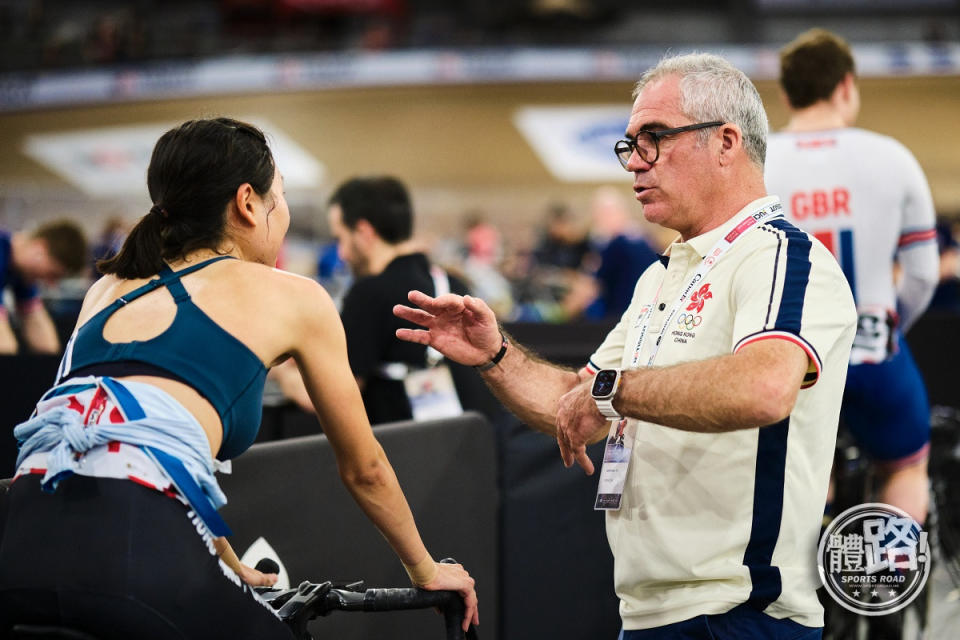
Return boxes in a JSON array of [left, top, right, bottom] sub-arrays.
[[403, 364, 463, 422], [594, 418, 636, 510]]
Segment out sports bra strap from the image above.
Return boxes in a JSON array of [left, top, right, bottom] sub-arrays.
[[113, 255, 237, 308], [160, 255, 236, 303]]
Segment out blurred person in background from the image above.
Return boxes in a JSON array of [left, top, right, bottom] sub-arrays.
[[315, 238, 352, 308], [89, 216, 130, 279], [0, 219, 86, 354], [460, 212, 514, 318], [765, 28, 939, 525], [534, 201, 592, 271], [397, 52, 856, 639], [511, 201, 596, 322], [582, 186, 659, 320], [327, 175, 471, 425]]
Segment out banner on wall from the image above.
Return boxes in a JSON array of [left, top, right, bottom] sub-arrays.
[[22, 116, 324, 197], [513, 105, 632, 182], [3, 43, 957, 113]]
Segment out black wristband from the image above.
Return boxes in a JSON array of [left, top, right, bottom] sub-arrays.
[[474, 332, 508, 372]]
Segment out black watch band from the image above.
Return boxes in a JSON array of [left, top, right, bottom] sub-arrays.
[[475, 332, 508, 372]]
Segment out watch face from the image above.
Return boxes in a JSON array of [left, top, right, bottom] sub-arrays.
[[592, 370, 618, 397]]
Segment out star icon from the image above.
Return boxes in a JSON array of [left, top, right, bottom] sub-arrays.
[[889, 590, 897, 597], [853, 590, 860, 597], [871, 590, 879, 598]]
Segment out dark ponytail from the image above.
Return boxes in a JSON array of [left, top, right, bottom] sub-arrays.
[[98, 118, 275, 279]]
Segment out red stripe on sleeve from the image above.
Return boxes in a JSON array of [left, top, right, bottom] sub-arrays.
[[735, 333, 821, 388], [898, 229, 936, 248]]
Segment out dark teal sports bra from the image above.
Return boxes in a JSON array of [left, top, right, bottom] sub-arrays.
[[56, 256, 267, 460]]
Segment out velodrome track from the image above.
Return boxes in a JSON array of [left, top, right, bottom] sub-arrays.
[[1, 75, 958, 236]]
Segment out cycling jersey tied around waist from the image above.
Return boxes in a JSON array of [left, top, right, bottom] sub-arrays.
[[57, 255, 268, 460], [14, 376, 232, 537]]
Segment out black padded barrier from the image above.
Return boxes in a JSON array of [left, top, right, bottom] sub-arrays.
[[504, 320, 617, 369], [218, 411, 499, 640], [906, 311, 960, 409], [496, 416, 621, 640], [0, 354, 61, 475]]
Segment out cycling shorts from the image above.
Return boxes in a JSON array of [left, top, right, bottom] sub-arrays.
[[842, 332, 930, 466], [0, 474, 295, 640]]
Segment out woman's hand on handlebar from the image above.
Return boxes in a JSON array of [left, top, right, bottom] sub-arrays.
[[236, 561, 279, 588], [213, 537, 279, 588], [419, 561, 479, 632]]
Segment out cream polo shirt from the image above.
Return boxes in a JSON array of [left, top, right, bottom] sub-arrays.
[[585, 196, 856, 630]]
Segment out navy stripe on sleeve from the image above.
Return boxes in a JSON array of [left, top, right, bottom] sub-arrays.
[[743, 417, 790, 611], [767, 219, 812, 334], [839, 228, 857, 303]]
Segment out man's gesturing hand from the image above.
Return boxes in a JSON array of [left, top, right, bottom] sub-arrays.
[[555, 379, 610, 475], [394, 291, 503, 367]]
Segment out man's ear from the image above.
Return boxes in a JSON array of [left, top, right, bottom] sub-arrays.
[[717, 123, 743, 166], [831, 72, 855, 105], [842, 72, 857, 101], [232, 183, 258, 227], [353, 219, 378, 242]]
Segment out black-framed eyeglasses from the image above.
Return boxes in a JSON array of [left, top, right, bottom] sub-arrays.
[[614, 121, 724, 170]]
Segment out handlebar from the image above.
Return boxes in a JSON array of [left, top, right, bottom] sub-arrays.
[[256, 559, 478, 640]]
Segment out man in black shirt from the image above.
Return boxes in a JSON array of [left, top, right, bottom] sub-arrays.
[[328, 176, 471, 425]]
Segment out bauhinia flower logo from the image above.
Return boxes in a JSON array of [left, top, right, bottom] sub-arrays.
[[686, 283, 713, 313]]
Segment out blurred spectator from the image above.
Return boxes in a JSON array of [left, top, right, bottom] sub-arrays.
[[316, 239, 352, 309], [84, 10, 146, 65], [533, 201, 591, 271], [460, 212, 513, 318], [89, 216, 130, 278], [0, 219, 87, 354], [506, 201, 595, 322], [582, 186, 659, 319], [329, 175, 469, 424], [928, 217, 960, 313]]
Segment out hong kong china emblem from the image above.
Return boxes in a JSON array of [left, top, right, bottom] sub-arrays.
[[817, 503, 931, 615]]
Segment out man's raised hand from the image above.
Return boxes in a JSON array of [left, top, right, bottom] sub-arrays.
[[394, 291, 503, 367]]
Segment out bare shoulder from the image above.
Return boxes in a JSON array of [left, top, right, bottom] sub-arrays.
[[231, 262, 337, 319], [75, 274, 125, 324]]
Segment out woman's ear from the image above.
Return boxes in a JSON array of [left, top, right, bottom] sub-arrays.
[[232, 183, 258, 227]]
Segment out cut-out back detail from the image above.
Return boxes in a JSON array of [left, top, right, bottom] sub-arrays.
[[57, 256, 268, 460]]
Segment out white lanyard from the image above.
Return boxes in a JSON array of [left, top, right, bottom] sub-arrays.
[[630, 200, 783, 368], [596, 200, 783, 513]]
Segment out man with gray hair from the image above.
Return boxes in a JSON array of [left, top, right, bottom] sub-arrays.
[[396, 53, 856, 638]]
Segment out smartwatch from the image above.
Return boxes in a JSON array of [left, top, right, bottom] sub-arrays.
[[591, 369, 623, 420]]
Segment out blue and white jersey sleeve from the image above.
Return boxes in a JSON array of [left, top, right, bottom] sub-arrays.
[[895, 142, 938, 331]]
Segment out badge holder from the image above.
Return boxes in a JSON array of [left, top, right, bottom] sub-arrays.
[[403, 346, 463, 421], [594, 418, 636, 510]]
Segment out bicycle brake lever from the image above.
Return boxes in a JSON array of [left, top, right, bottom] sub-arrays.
[[328, 579, 365, 591], [278, 580, 332, 630]]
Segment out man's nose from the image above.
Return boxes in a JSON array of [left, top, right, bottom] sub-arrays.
[[626, 148, 653, 172]]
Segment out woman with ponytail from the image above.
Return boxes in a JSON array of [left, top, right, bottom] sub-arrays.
[[0, 118, 479, 639]]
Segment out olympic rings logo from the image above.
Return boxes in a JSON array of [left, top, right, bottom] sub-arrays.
[[677, 313, 702, 330]]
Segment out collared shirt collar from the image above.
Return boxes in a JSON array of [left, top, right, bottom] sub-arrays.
[[664, 195, 781, 260]]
